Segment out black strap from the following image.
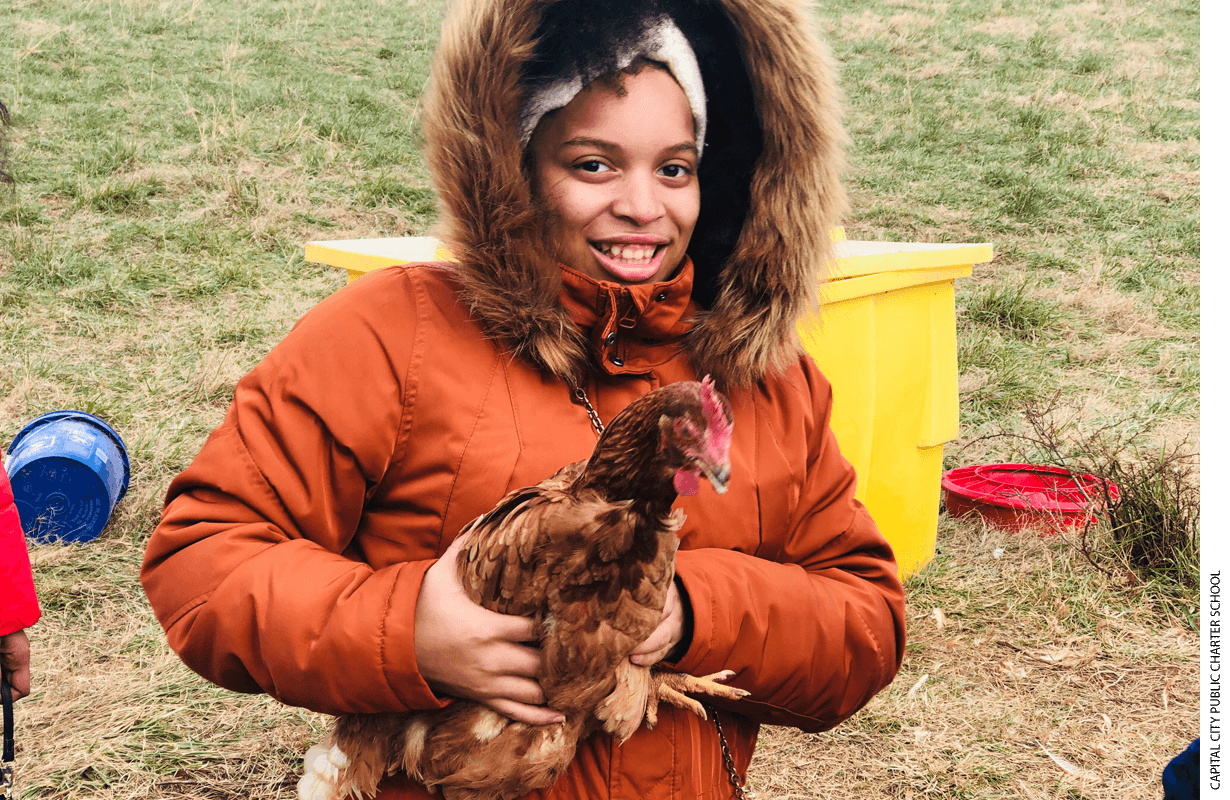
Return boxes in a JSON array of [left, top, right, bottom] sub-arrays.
[[1, 674, 12, 799], [1, 675, 11, 764]]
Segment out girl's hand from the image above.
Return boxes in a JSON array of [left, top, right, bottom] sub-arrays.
[[0, 630, 31, 700], [414, 535, 565, 725], [630, 577, 692, 667]]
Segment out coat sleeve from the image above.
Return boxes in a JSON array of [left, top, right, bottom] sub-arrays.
[[671, 359, 907, 732], [140, 268, 448, 716], [0, 464, 41, 638]]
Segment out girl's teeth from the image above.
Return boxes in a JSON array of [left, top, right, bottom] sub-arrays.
[[597, 243, 657, 262]]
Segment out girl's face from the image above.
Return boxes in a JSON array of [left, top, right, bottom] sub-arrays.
[[529, 67, 700, 286]]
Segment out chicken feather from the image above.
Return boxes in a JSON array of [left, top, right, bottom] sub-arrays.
[[310, 378, 748, 800]]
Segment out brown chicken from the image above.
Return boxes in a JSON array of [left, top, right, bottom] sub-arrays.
[[308, 377, 747, 800]]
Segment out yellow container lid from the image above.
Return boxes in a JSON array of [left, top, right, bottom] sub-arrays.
[[305, 237, 449, 275], [821, 239, 992, 305]]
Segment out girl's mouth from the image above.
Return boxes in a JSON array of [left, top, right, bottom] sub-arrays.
[[593, 242, 662, 263], [589, 242, 668, 283]]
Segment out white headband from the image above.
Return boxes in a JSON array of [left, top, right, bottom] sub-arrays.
[[519, 17, 707, 157]]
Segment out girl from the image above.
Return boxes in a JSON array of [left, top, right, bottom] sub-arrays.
[[142, 1, 906, 797]]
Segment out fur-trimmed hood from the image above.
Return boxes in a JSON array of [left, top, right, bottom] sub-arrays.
[[423, 0, 846, 389]]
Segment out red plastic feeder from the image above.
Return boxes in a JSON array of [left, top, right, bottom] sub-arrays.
[[941, 463, 1117, 534]]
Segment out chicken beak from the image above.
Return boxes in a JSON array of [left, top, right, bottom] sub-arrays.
[[703, 463, 731, 495]]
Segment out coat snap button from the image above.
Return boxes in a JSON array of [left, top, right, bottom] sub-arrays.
[[604, 332, 616, 347], [610, 356, 624, 367], [655, 291, 668, 302]]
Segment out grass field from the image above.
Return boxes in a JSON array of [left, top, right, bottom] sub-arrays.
[[0, 0, 1198, 797]]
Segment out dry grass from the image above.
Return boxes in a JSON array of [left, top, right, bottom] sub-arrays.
[[13, 515, 1194, 799], [19, 540, 332, 799], [746, 517, 1197, 800], [15, 515, 1194, 798]]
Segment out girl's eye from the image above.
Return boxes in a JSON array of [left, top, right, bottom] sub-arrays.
[[577, 160, 610, 173], [659, 164, 690, 178]]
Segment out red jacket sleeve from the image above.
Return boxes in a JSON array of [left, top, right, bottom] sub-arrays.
[[140, 269, 447, 715], [672, 359, 907, 731], [0, 464, 41, 637]]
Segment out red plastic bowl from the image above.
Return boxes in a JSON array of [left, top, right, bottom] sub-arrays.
[[941, 463, 1117, 534]]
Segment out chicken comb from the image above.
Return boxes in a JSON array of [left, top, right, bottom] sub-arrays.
[[700, 375, 733, 456]]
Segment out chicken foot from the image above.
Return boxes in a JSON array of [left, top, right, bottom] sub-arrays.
[[644, 670, 749, 729]]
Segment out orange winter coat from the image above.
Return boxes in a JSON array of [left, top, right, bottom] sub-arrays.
[[143, 0, 907, 796], [143, 261, 905, 798]]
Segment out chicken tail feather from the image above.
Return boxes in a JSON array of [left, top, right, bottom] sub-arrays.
[[396, 715, 434, 781], [328, 713, 412, 799], [594, 659, 652, 742]]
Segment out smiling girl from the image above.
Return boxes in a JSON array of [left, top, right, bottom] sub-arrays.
[[142, 2, 907, 798]]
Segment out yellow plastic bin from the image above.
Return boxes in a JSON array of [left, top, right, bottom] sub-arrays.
[[306, 232, 993, 577], [799, 230, 992, 576]]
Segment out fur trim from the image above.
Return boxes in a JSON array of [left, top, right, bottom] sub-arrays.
[[423, 0, 846, 389], [683, 0, 847, 387]]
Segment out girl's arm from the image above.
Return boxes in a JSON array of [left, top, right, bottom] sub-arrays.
[[141, 268, 554, 720]]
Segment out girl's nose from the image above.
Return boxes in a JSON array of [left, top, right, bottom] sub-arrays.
[[611, 172, 665, 226]]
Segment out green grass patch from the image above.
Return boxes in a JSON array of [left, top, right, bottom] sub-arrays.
[[965, 284, 1062, 340]]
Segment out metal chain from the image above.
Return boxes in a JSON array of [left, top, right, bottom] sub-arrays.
[[707, 704, 748, 800], [571, 385, 605, 436]]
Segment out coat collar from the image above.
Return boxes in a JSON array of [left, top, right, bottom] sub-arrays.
[[559, 259, 696, 376]]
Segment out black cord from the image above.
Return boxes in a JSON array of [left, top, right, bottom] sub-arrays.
[[1, 673, 13, 800], [1, 674, 13, 764]]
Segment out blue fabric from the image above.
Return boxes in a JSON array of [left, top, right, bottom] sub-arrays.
[[1162, 738, 1199, 800]]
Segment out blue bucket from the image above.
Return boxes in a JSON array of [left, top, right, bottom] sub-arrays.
[[4, 411, 131, 544]]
